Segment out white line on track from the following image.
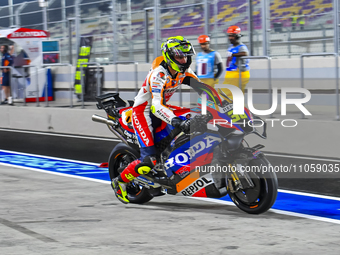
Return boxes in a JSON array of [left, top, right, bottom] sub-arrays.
[[278, 189, 340, 201], [191, 197, 340, 225], [269, 209, 340, 225], [0, 128, 121, 142]]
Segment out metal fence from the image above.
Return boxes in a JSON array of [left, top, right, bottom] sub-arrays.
[[268, 0, 337, 57], [0, 1, 339, 122], [1, 0, 340, 63]]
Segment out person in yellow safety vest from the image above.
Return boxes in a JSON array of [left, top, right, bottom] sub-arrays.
[[299, 10, 305, 30], [291, 12, 297, 31], [221, 25, 250, 100], [195, 35, 223, 88]]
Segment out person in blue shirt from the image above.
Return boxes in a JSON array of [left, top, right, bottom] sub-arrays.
[[222, 25, 250, 99], [1, 45, 13, 105], [196, 35, 223, 88]]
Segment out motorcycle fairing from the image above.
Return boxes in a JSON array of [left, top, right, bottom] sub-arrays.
[[118, 107, 134, 134], [175, 172, 215, 197], [196, 97, 254, 132], [164, 133, 221, 177], [134, 175, 161, 188]]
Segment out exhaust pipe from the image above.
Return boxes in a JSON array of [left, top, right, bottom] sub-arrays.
[[92, 114, 116, 126], [92, 114, 128, 145]]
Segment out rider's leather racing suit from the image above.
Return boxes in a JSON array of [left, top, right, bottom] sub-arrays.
[[119, 57, 201, 183]]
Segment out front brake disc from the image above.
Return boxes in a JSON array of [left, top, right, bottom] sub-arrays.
[[234, 173, 261, 204]]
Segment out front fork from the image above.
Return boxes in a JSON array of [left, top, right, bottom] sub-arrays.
[[227, 161, 255, 193], [219, 144, 260, 193]]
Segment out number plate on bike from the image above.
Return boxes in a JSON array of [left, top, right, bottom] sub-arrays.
[[222, 104, 233, 113]]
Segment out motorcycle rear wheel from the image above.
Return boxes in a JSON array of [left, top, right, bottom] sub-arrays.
[[228, 156, 278, 214], [108, 143, 153, 204]]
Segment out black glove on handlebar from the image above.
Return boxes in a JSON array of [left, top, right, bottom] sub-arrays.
[[192, 115, 208, 133], [171, 117, 191, 133]]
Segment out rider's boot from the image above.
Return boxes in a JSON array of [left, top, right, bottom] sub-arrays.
[[112, 156, 157, 204], [111, 178, 130, 204]]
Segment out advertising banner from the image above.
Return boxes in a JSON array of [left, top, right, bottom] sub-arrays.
[[0, 27, 52, 102]]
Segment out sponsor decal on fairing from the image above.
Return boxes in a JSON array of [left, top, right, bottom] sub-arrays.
[[164, 135, 221, 169], [180, 174, 214, 196]]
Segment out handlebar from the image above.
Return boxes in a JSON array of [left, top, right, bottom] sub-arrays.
[[183, 113, 213, 134]]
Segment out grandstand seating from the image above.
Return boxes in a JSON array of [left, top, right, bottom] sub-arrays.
[[46, 0, 336, 42], [47, 0, 336, 45], [147, 0, 333, 36]]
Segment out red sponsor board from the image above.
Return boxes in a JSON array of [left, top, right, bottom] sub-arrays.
[[7, 28, 49, 38]]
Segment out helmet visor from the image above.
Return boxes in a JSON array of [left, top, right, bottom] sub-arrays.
[[170, 43, 195, 57]]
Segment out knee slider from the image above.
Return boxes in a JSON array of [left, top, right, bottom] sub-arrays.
[[135, 156, 157, 175]]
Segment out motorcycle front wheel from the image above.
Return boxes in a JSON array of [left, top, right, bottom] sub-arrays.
[[228, 155, 278, 214]]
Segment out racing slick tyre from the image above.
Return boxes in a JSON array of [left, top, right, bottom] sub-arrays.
[[228, 155, 278, 214], [108, 143, 153, 204]]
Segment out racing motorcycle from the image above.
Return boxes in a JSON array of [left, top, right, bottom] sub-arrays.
[[92, 87, 278, 214]]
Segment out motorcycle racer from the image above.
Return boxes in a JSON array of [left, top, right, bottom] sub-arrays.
[[112, 36, 217, 203]]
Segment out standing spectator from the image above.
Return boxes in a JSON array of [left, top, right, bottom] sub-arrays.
[[1, 45, 13, 105], [291, 12, 297, 31], [222, 25, 250, 99], [299, 10, 305, 30], [196, 35, 223, 88]]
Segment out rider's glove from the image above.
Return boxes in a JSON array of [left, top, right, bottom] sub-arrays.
[[171, 117, 191, 133], [193, 115, 208, 133]]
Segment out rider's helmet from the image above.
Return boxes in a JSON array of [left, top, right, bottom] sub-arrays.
[[198, 35, 210, 44], [161, 36, 196, 73], [227, 25, 242, 39]]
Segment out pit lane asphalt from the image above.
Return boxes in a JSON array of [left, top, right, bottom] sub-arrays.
[[0, 129, 339, 196], [1, 165, 340, 255], [1, 129, 340, 254]]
